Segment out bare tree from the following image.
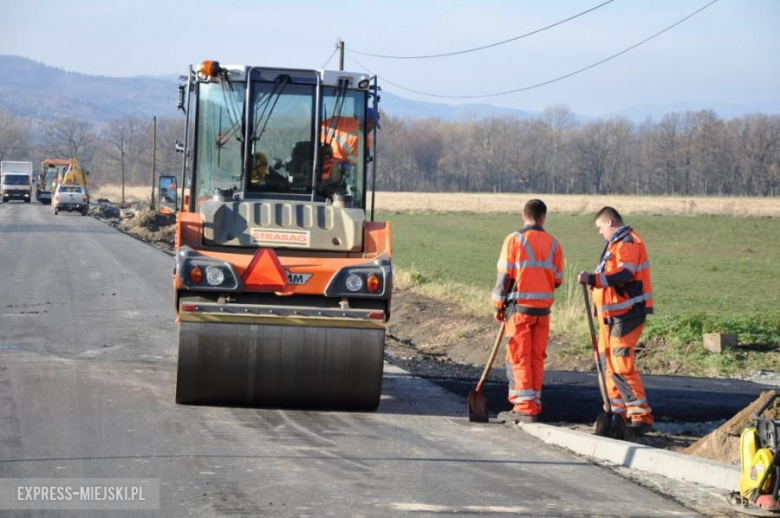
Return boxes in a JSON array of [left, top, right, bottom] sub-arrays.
[[42, 118, 97, 166], [541, 104, 575, 194], [0, 111, 33, 163]]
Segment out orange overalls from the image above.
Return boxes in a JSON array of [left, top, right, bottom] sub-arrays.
[[493, 225, 564, 416], [587, 226, 654, 425]]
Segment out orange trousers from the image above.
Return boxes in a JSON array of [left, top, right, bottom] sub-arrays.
[[505, 313, 549, 416], [597, 316, 653, 425]]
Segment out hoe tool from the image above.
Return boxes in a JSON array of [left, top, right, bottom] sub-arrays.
[[467, 322, 506, 422], [583, 284, 625, 439]]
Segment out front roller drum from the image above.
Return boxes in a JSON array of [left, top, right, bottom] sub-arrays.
[[175, 321, 385, 410]]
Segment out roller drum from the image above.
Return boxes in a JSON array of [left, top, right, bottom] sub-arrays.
[[175, 321, 385, 410]]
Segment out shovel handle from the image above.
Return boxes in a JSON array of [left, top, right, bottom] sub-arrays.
[[582, 284, 611, 414], [475, 322, 505, 393]]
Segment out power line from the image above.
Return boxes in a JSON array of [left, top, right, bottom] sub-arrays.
[[320, 41, 340, 69], [347, 0, 719, 100], [349, 0, 615, 60]]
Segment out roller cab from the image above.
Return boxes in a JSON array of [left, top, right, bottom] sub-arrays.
[[164, 61, 390, 410]]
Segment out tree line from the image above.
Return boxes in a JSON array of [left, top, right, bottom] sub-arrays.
[[376, 106, 780, 197], [0, 111, 183, 189], [2, 106, 779, 197]]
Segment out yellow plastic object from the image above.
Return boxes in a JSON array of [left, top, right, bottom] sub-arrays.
[[741, 426, 758, 475], [740, 442, 775, 497]]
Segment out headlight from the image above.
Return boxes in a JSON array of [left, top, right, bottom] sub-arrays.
[[345, 274, 363, 292], [206, 266, 226, 286]]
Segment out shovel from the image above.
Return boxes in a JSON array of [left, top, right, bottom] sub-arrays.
[[582, 284, 624, 439], [467, 322, 506, 422]]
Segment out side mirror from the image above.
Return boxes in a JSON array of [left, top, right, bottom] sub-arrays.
[[158, 175, 178, 215], [177, 84, 186, 113]]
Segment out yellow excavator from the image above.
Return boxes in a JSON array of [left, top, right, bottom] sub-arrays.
[[60, 158, 89, 190]]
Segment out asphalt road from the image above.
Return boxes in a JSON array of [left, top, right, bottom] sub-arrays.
[[0, 202, 698, 517]]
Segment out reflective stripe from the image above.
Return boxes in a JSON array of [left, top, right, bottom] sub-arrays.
[[610, 407, 626, 414], [507, 291, 555, 301], [613, 347, 631, 357], [636, 260, 650, 272], [555, 272, 563, 280], [599, 273, 608, 287], [598, 292, 654, 313], [618, 262, 637, 272], [497, 261, 514, 271], [609, 398, 624, 405], [626, 398, 648, 407], [627, 406, 651, 415], [509, 388, 537, 403], [332, 131, 355, 155], [510, 389, 536, 397]]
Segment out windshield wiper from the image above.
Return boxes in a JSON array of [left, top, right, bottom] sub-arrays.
[[251, 75, 290, 146]]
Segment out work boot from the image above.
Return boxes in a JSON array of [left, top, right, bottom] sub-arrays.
[[625, 421, 652, 439], [497, 411, 537, 424]]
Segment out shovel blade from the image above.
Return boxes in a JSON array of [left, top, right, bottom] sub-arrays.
[[467, 390, 488, 422]]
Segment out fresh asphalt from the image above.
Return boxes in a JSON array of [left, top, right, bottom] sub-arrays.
[[0, 201, 716, 516]]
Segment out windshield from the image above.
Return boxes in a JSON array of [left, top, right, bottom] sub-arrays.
[[247, 79, 315, 196], [42, 168, 58, 189], [193, 81, 247, 204], [193, 73, 370, 209], [3, 175, 30, 185]]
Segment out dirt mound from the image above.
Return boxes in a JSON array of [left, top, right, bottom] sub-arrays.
[[118, 209, 176, 244], [684, 390, 780, 464]]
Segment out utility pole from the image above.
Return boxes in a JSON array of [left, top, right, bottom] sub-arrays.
[[150, 115, 157, 210], [338, 40, 345, 71], [120, 135, 125, 205]]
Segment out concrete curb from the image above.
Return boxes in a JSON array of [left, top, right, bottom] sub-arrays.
[[516, 422, 739, 491]]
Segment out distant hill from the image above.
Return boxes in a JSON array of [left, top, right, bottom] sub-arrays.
[[0, 55, 179, 121], [0, 55, 555, 124], [379, 91, 540, 122], [0, 55, 776, 125]]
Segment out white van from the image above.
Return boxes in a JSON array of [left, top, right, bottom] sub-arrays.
[[1, 161, 34, 203]]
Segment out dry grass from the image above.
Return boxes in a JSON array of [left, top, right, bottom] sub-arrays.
[[374, 192, 780, 218], [90, 184, 153, 206]]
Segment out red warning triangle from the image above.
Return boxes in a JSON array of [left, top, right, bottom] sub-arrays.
[[241, 248, 288, 291]]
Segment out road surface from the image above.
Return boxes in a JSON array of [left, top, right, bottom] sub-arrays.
[[0, 202, 697, 516]]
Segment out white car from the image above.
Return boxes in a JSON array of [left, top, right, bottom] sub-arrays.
[[52, 184, 89, 216]]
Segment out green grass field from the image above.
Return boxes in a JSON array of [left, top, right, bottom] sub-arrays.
[[380, 212, 780, 375]]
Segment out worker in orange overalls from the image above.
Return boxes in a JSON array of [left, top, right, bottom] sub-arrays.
[[493, 199, 564, 423], [319, 108, 378, 196], [578, 206, 654, 436]]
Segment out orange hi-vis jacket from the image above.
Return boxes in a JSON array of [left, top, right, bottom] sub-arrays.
[[321, 117, 370, 180], [492, 225, 564, 316], [587, 226, 654, 322]]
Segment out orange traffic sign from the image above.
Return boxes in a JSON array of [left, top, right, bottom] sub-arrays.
[[241, 248, 288, 291]]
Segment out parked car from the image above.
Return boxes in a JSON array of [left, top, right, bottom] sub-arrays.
[[52, 184, 89, 216]]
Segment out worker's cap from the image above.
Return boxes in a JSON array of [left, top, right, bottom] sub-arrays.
[[367, 107, 381, 129]]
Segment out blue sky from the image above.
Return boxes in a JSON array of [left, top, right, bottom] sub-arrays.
[[1, 0, 777, 116]]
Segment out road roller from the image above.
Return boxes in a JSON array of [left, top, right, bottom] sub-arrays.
[[160, 60, 391, 410]]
